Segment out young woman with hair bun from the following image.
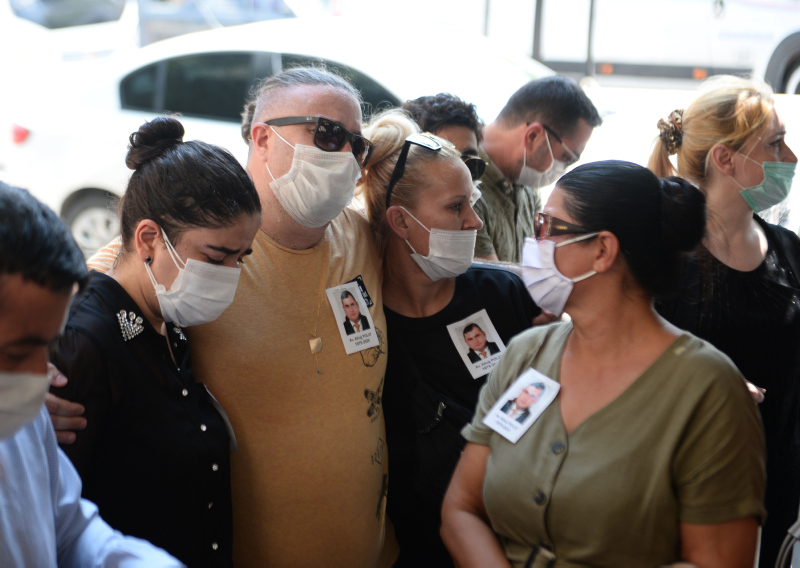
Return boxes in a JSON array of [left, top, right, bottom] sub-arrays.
[[48, 116, 261, 567], [650, 75, 799, 567], [358, 109, 541, 566], [441, 160, 766, 567]]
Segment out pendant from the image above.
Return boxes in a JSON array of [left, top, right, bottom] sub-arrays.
[[309, 337, 323, 354]]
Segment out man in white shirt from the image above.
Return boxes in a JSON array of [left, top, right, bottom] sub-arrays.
[[0, 182, 180, 567]]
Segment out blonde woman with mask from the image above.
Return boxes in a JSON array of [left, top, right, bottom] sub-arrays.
[[650, 76, 799, 567], [359, 110, 541, 566]]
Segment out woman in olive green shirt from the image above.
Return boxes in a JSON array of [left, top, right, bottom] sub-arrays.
[[441, 161, 766, 568]]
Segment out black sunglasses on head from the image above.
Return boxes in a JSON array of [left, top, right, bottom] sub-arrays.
[[385, 133, 453, 209], [260, 116, 374, 167], [462, 154, 486, 181]]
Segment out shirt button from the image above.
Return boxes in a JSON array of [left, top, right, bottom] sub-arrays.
[[212, 463, 219, 472], [200, 424, 207, 432], [552, 441, 566, 454], [534, 491, 547, 505], [208, 502, 213, 509], [173, 342, 178, 347], [211, 543, 218, 551], [182, 389, 189, 397]]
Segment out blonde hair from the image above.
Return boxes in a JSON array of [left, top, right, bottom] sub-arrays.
[[358, 109, 461, 258], [648, 75, 775, 186]]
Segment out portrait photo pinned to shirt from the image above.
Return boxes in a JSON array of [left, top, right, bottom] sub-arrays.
[[483, 368, 560, 443], [446, 309, 506, 379], [326, 282, 379, 355]]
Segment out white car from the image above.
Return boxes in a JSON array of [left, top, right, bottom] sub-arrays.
[[4, 16, 552, 254]]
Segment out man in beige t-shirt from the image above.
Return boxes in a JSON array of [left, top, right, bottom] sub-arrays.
[[51, 68, 396, 567], [194, 68, 392, 567]]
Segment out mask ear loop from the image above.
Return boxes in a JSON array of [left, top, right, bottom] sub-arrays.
[[265, 125, 296, 182], [544, 131, 555, 166], [553, 231, 600, 283], [161, 229, 186, 269], [398, 206, 431, 256]]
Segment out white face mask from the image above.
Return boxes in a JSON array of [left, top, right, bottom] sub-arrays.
[[520, 235, 598, 316], [0, 371, 49, 439], [470, 182, 483, 207], [400, 206, 476, 281], [145, 230, 241, 328], [517, 132, 568, 189], [266, 126, 362, 228]]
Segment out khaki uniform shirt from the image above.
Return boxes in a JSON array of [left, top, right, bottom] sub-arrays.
[[473, 148, 542, 262], [464, 322, 766, 568]]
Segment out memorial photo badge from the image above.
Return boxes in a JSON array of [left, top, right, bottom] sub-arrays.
[[446, 309, 506, 379], [483, 368, 559, 443], [326, 282, 379, 355]]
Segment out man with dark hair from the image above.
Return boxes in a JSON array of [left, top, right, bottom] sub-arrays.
[[476, 75, 602, 262], [402, 93, 487, 188], [342, 290, 370, 335], [462, 323, 500, 363], [403, 93, 484, 155], [0, 182, 179, 566]]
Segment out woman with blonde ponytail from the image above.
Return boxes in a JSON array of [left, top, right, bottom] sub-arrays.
[[359, 109, 540, 566], [651, 75, 799, 567]]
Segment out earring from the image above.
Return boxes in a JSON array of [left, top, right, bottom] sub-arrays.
[[145, 256, 152, 264]]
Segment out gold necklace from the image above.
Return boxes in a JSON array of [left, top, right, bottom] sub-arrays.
[[264, 239, 329, 374]]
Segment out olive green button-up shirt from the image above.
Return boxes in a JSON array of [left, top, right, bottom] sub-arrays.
[[463, 322, 766, 568], [473, 148, 542, 263]]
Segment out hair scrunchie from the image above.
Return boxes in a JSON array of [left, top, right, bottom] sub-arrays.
[[657, 109, 684, 156]]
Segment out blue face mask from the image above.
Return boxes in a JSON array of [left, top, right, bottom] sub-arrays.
[[733, 154, 796, 213]]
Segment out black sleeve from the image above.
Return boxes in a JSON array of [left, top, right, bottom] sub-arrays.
[[48, 326, 114, 481]]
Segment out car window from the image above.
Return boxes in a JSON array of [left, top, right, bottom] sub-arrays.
[[120, 52, 267, 122], [10, 0, 125, 29], [281, 54, 401, 118]]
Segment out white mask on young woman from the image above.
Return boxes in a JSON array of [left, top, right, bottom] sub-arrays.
[[517, 132, 568, 189], [0, 371, 49, 440], [266, 127, 362, 228], [400, 206, 476, 281], [520, 235, 598, 316], [145, 230, 241, 328]]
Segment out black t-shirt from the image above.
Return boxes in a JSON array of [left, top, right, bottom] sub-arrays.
[[49, 271, 233, 568], [657, 216, 800, 568], [383, 264, 539, 566]]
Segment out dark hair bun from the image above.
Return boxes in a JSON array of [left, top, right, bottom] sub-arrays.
[[660, 176, 706, 252], [126, 117, 185, 170]]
